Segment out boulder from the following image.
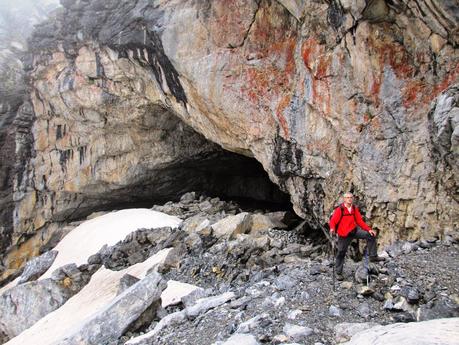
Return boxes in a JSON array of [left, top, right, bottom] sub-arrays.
[[417, 297, 459, 321], [334, 322, 380, 343], [56, 271, 165, 345], [18, 250, 58, 284], [0, 278, 76, 340], [212, 213, 252, 239], [185, 291, 236, 319], [342, 318, 459, 345], [250, 214, 286, 234], [161, 280, 203, 308], [219, 333, 260, 345]]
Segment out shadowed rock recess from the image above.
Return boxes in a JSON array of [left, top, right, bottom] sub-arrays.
[[0, 0, 458, 280]]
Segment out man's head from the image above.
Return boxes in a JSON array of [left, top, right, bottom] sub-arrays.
[[343, 192, 353, 207]]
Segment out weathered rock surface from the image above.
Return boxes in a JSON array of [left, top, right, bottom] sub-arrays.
[[1, 0, 459, 287], [342, 317, 459, 345], [57, 271, 164, 345], [334, 322, 380, 343], [0, 262, 93, 342], [218, 333, 260, 345], [0, 0, 61, 279], [18, 250, 58, 284]]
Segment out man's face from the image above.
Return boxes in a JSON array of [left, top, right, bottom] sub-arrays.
[[344, 195, 353, 205]]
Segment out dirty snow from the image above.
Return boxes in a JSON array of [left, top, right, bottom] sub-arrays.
[[5, 248, 172, 345], [40, 208, 181, 279]]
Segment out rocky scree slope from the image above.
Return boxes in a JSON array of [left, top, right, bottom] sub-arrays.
[[1, 193, 458, 345]]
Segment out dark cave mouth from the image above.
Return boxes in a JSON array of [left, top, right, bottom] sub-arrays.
[[94, 151, 296, 216]]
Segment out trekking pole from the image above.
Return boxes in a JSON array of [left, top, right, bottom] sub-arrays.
[[364, 245, 369, 287], [315, 223, 336, 291], [332, 232, 336, 291]]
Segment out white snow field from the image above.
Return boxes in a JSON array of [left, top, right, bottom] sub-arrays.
[[40, 208, 182, 279], [4, 208, 185, 345]]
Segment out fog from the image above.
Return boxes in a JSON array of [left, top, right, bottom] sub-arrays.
[[0, 0, 60, 96], [0, 0, 60, 48]]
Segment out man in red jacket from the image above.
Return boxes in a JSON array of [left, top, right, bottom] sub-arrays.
[[329, 192, 383, 280]]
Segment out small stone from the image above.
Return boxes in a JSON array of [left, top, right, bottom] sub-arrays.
[[341, 281, 354, 289], [372, 292, 385, 302], [237, 313, 268, 334], [357, 302, 371, 319], [392, 311, 416, 323], [287, 309, 302, 320], [309, 264, 322, 275], [407, 288, 420, 304], [180, 192, 196, 203], [357, 285, 374, 296], [402, 242, 417, 254], [419, 240, 434, 249], [354, 266, 370, 284], [393, 296, 416, 312], [384, 299, 394, 310], [274, 296, 286, 307], [329, 305, 342, 317], [283, 323, 313, 341], [430, 33, 446, 54], [272, 334, 289, 343]]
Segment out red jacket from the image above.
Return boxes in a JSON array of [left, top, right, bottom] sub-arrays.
[[329, 204, 371, 237]]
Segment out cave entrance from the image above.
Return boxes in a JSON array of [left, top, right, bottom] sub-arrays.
[[103, 150, 294, 214], [75, 104, 295, 217]]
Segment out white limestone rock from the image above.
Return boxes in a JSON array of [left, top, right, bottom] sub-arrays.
[[342, 317, 459, 345]]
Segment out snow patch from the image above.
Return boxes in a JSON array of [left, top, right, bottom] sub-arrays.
[[40, 209, 181, 279], [5, 248, 172, 345]]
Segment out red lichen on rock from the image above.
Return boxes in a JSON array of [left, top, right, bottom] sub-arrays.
[[239, 36, 297, 135], [370, 74, 382, 107], [276, 95, 291, 137], [402, 80, 426, 109], [209, 0, 258, 48], [301, 38, 320, 71], [300, 38, 331, 115], [376, 41, 414, 79], [402, 63, 458, 109]]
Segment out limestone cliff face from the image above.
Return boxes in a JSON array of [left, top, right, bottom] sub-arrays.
[[1, 0, 458, 279], [0, 0, 60, 264]]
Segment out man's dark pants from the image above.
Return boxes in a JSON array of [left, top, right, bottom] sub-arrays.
[[336, 227, 377, 275]]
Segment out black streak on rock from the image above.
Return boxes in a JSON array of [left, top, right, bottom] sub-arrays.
[[56, 125, 63, 140], [327, 0, 344, 30], [78, 146, 87, 165], [59, 149, 73, 172], [271, 135, 303, 179], [112, 29, 188, 107]]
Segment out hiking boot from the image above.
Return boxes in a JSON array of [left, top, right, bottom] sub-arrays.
[[369, 256, 386, 263], [336, 273, 344, 281]]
